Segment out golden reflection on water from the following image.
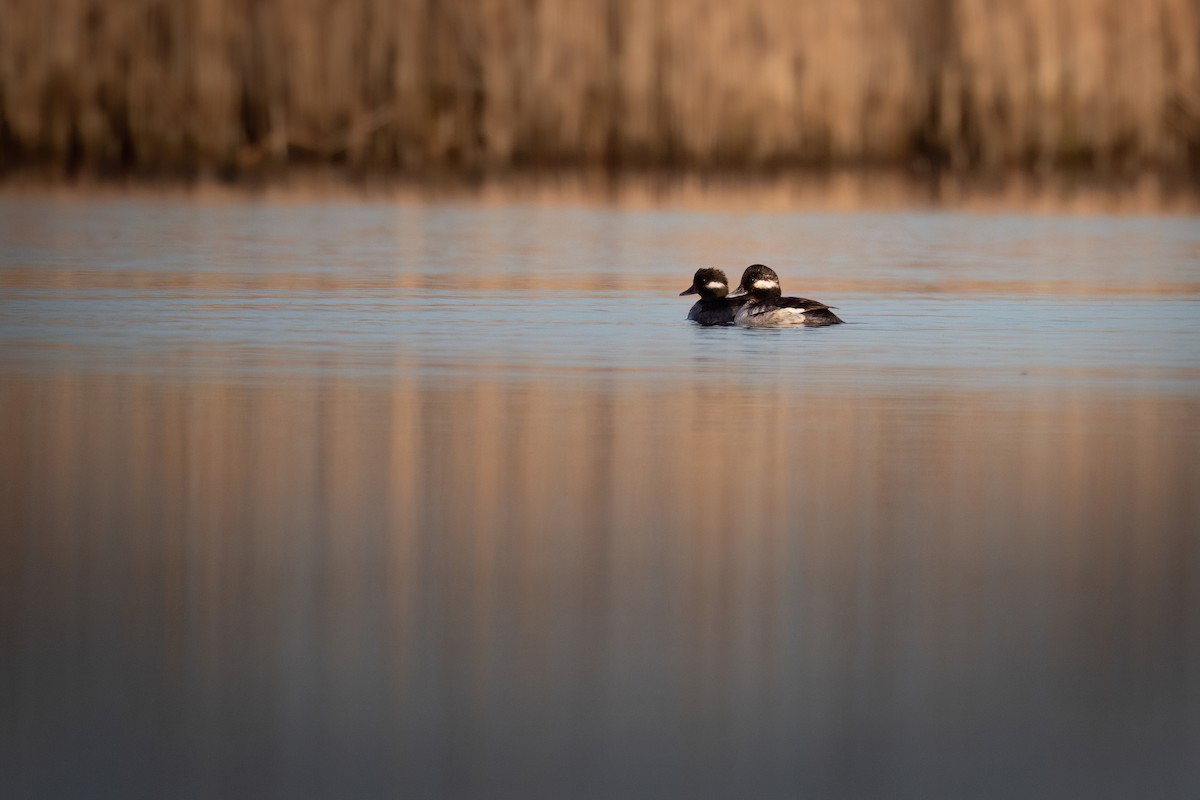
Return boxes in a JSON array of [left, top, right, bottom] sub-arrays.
[[4, 263, 1200, 298], [9, 370, 1196, 554], [4, 366, 1197, 796]]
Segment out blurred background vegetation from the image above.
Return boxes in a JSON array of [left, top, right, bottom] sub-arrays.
[[2, 0, 1199, 180]]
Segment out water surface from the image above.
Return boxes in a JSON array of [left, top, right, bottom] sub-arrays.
[[2, 193, 1199, 799]]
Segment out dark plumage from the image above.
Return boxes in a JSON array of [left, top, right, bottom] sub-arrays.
[[728, 264, 844, 328], [679, 268, 748, 326]]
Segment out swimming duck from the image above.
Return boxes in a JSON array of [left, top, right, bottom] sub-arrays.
[[679, 268, 748, 326], [728, 264, 844, 328]]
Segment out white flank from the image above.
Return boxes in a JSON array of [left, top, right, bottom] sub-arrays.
[[704, 281, 725, 290], [752, 279, 779, 290]]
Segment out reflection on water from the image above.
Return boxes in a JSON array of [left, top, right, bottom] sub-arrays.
[[2, 194, 1199, 798]]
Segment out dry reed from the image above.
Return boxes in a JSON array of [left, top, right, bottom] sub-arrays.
[[1, 0, 1198, 177]]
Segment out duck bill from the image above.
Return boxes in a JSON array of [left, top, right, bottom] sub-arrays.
[[726, 285, 747, 298], [679, 286, 698, 296]]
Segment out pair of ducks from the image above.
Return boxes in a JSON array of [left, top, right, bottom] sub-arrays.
[[680, 264, 844, 328]]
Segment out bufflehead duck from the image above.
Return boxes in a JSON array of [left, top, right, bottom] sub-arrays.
[[679, 268, 748, 326], [728, 264, 844, 328]]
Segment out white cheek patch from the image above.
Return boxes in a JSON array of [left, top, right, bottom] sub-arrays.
[[704, 281, 725, 290], [752, 279, 779, 290]]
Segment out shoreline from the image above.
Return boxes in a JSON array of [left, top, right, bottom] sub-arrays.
[[1, 167, 1198, 215]]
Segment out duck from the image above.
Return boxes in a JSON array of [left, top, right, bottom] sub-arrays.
[[679, 268, 748, 326], [727, 264, 844, 328]]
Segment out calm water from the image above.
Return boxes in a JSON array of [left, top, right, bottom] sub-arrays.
[[2, 193, 1199, 799]]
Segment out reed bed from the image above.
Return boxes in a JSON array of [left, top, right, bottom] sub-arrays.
[[1, 0, 1198, 176]]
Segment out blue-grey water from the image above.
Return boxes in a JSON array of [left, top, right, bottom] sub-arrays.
[[2, 192, 1199, 799]]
